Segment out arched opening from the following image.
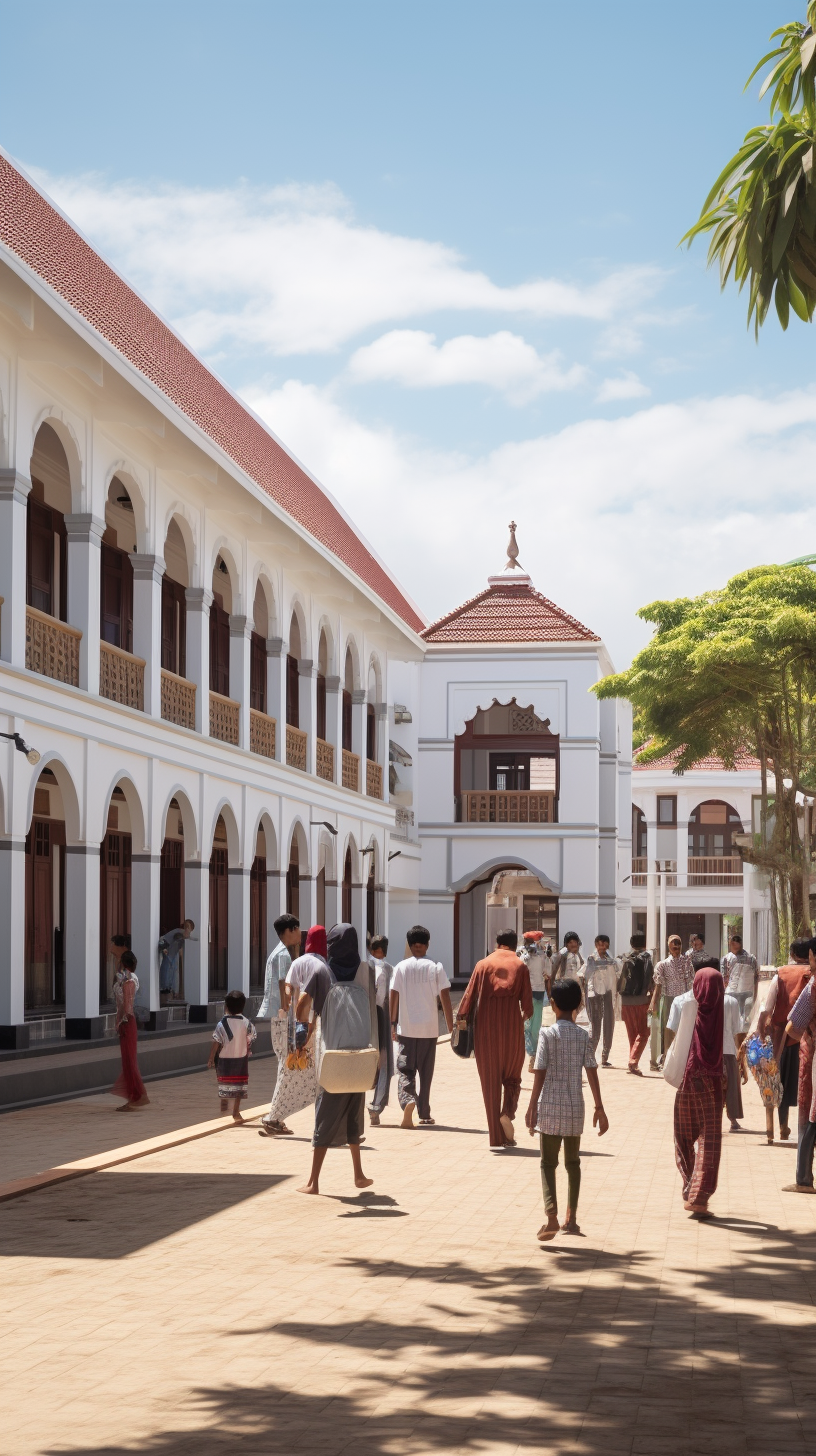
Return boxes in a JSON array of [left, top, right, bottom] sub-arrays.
[[286, 613, 302, 729], [454, 699, 559, 824], [342, 844, 353, 923], [99, 782, 134, 1008], [101, 478, 137, 653], [250, 821, 268, 992], [632, 805, 647, 884], [316, 629, 329, 743], [159, 796, 188, 1002], [161, 517, 189, 679], [209, 814, 229, 994], [25, 764, 68, 1014], [456, 864, 558, 978], [250, 581, 269, 714], [286, 832, 300, 920], [366, 851, 376, 939], [342, 647, 354, 751], [367, 661, 378, 764], [687, 800, 745, 888], [27, 423, 71, 626], [210, 555, 234, 699]]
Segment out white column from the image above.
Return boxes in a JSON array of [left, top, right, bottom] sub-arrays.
[[299, 658, 316, 775], [0, 837, 27, 1043], [229, 614, 251, 750], [185, 587, 212, 735], [659, 861, 668, 962], [743, 860, 754, 956], [266, 866, 282, 943], [299, 871, 317, 932], [131, 854, 161, 1013], [0, 471, 32, 668], [676, 794, 689, 889], [65, 514, 105, 695], [64, 843, 105, 1036], [131, 554, 164, 716], [351, 689, 366, 792], [325, 675, 342, 784], [228, 867, 250, 994], [266, 637, 286, 762], [184, 861, 210, 1016]]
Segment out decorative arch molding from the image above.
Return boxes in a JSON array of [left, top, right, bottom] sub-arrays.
[[209, 536, 243, 613], [253, 809, 278, 871], [287, 593, 311, 659], [26, 753, 82, 844], [367, 651, 383, 702], [207, 798, 241, 867], [31, 406, 85, 506], [99, 773, 147, 851], [316, 616, 336, 675], [450, 854, 561, 897], [343, 634, 362, 691], [317, 828, 336, 877], [250, 565, 278, 638], [104, 460, 149, 551], [286, 815, 311, 875], [449, 685, 563, 740], [159, 785, 199, 860], [685, 796, 745, 829], [161, 501, 198, 581]]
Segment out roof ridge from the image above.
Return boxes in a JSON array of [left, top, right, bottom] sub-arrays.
[[422, 573, 599, 643], [0, 150, 425, 635]]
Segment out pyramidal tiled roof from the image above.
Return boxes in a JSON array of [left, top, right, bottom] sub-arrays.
[[422, 572, 600, 644], [634, 746, 761, 773], [0, 152, 424, 635]]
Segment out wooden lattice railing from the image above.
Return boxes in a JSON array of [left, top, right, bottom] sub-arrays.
[[461, 791, 555, 824], [26, 606, 81, 687], [210, 691, 240, 745], [342, 748, 359, 791], [316, 737, 334, 781], [161, 669, 196, 730], [286, 724, 307, 770], [250, 709, 276, 759], [99, 641, 145, 710], [366, 759, 383, 799]]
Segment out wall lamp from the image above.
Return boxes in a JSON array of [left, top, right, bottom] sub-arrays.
[[388, 850, 402, 862], [0, 731, 40, 765], [360, 845, 375, 856], [310, 821, 338, 836]]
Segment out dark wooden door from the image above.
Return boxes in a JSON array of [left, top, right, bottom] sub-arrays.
[[209, 601, 230, 696], [286, 654, 300, 727], [99, 831, 132, 1006], [250, 855, 267, 989], [161, 576, 187, 676], [25, 819, 54, 1008], [209, 848, 228, 992], [342, 848, 352, 923], [250, 632, 266, 712], [160, 838, 184, 935], [100, 544, 134, 651]]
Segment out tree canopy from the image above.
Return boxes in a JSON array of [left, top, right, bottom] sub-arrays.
[[683, 2, 816, 334]]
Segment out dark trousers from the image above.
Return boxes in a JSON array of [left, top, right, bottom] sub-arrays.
[[796, 1118, 816, 1187], [371, 1005, 394, 1115], [588, 991, 615, 1061], [396, 1036, 437, 1119]]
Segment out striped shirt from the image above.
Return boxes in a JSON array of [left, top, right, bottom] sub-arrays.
[[654, 954, 695, 1000]]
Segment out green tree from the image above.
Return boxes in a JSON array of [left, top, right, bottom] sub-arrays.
[[683, 2, 816, 333], [594, 565, 816, 954]]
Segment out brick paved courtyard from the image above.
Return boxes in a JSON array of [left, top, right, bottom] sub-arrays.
[[3, 1022, 816, 1455]]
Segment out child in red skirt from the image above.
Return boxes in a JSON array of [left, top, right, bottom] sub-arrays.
[[208, 990, 257, 1122], [113, 950, 150, 1111]]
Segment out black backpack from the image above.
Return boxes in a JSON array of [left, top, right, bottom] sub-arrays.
[[620, 950, 653, 998]]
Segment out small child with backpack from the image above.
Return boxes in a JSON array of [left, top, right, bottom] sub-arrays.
[[616, 933, 654, 1076], [207, 990, 257, 1122]]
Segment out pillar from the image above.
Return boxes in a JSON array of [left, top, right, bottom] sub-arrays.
[[229, 614, 251, 750], [742, 860, 754, 957], [184, 861, 211, 1018], [325, 674, 342, 785], [299, 658, 316, 775], [131, 854, 161, 1015], [131, 554, 164, 716], [266, 637, 286, 763], [228, 867, 250, 995], [185, 587, 212, 735], [65, 514, 105, 695], [0, 471, 32, 669], [351, 689, 366, 791], [0, 837, 28, 1046], [64, 843, 106, 1037]]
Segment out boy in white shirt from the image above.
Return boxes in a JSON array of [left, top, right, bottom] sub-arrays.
[[390, 924, 453, 1129]]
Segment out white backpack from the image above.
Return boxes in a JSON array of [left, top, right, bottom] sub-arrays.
[[317, 962, 379, 1093]]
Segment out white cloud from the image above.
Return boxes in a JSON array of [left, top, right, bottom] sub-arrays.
[[596, 371, 650, 402], [346, 329, 585, 403], [33, 169, 663, 356], [243, 380, 816, 667]]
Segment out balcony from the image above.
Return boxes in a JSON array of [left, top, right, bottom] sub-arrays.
[[366, 758, 383, 799], [161, 669, 196, 730], [99, 641, 145, 711], [210, 692, 240, 746], [250, 709, 275, 759], [26, 606, 81, 687], [342, 748, 360, 791], [688, 856, 742, 886], [286, 724, 307, 771], [316, 737, 334, 782], [460, 791, 556, 825]]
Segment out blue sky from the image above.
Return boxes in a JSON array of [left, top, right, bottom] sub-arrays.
[[1, 0, 814, 664]]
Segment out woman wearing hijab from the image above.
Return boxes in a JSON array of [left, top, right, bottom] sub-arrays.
[[674, 965, 725, 1216], [259, 925, 326, 1137], [295, 923, 376, 1194]]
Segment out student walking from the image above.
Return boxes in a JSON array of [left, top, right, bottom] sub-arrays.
[[207, 990, 257, 1122], [780, 939, 816, 1192], [258, 925, 326, 1139], [259, 913, 301, 1136], [390, 926, 453, 1128], [665, 958, 744, 1131], [158, 919, 194, 999], [368, 934, 394, 1126], [524, 978, 609, 1241], [617, 933, 654, 1074], [649, 936, 695, 1069], [520, 930, 550, 1072], [548, 933, 584, 994], [112, 950, 150, 1111], [672, 967, 725, 1216], [582, 935, 617, 1067], [721, 932, 759, 1039], [457, 929, 533, 1150], [296, 923, 376, 1196], [757, 939, 811, 1141]]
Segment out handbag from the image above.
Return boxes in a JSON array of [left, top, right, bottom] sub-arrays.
[[451, 980, 480, 1060]]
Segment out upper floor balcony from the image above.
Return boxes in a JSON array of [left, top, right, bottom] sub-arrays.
[[457, 790, 556, 825], [632, 856, 742, 888]]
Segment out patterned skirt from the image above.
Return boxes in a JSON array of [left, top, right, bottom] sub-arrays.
[[216, 1054, 249, 1106]]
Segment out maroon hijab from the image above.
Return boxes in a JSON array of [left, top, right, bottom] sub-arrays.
[[684, 967, 724, 1082], [305, 924, 328, 959]]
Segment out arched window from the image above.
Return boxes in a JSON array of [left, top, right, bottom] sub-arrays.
[[342, 648, 354, 752], [316, 630, 329, 742], [250, 582, 269, 713], [287, 835, 300, 919], [209, 556, 232, 697], [27, 423, 71, 623], [688, 801, 744, 859], [366, 854, 376, 937], [161, 518, 190, 678], [342, 846, 353, 923], [287, 614, 302, 728]]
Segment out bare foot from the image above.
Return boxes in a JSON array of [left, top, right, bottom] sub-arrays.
[[355, 1175, 374, 1189], [562, 1208, 581, 1235], [401, 1102, 415, 1129], [297, 1183, 319, 1195], [130, 1095, 150, 1108], [115, 1103, 135, 1111], [500, 1113, 515, 1144], [232, 1114, 244, 1124], [537, 1216, 560, 1242]]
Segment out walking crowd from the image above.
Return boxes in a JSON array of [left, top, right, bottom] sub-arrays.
[[104, 911, 816, 1240]]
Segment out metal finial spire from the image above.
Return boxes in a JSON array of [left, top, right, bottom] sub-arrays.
[[505, 521, 521, 570]]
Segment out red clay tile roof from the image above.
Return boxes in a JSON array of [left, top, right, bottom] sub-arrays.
[[0, 153, 424, 635], [634, 747, 761, 772], [422, 575, 600, 644]]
